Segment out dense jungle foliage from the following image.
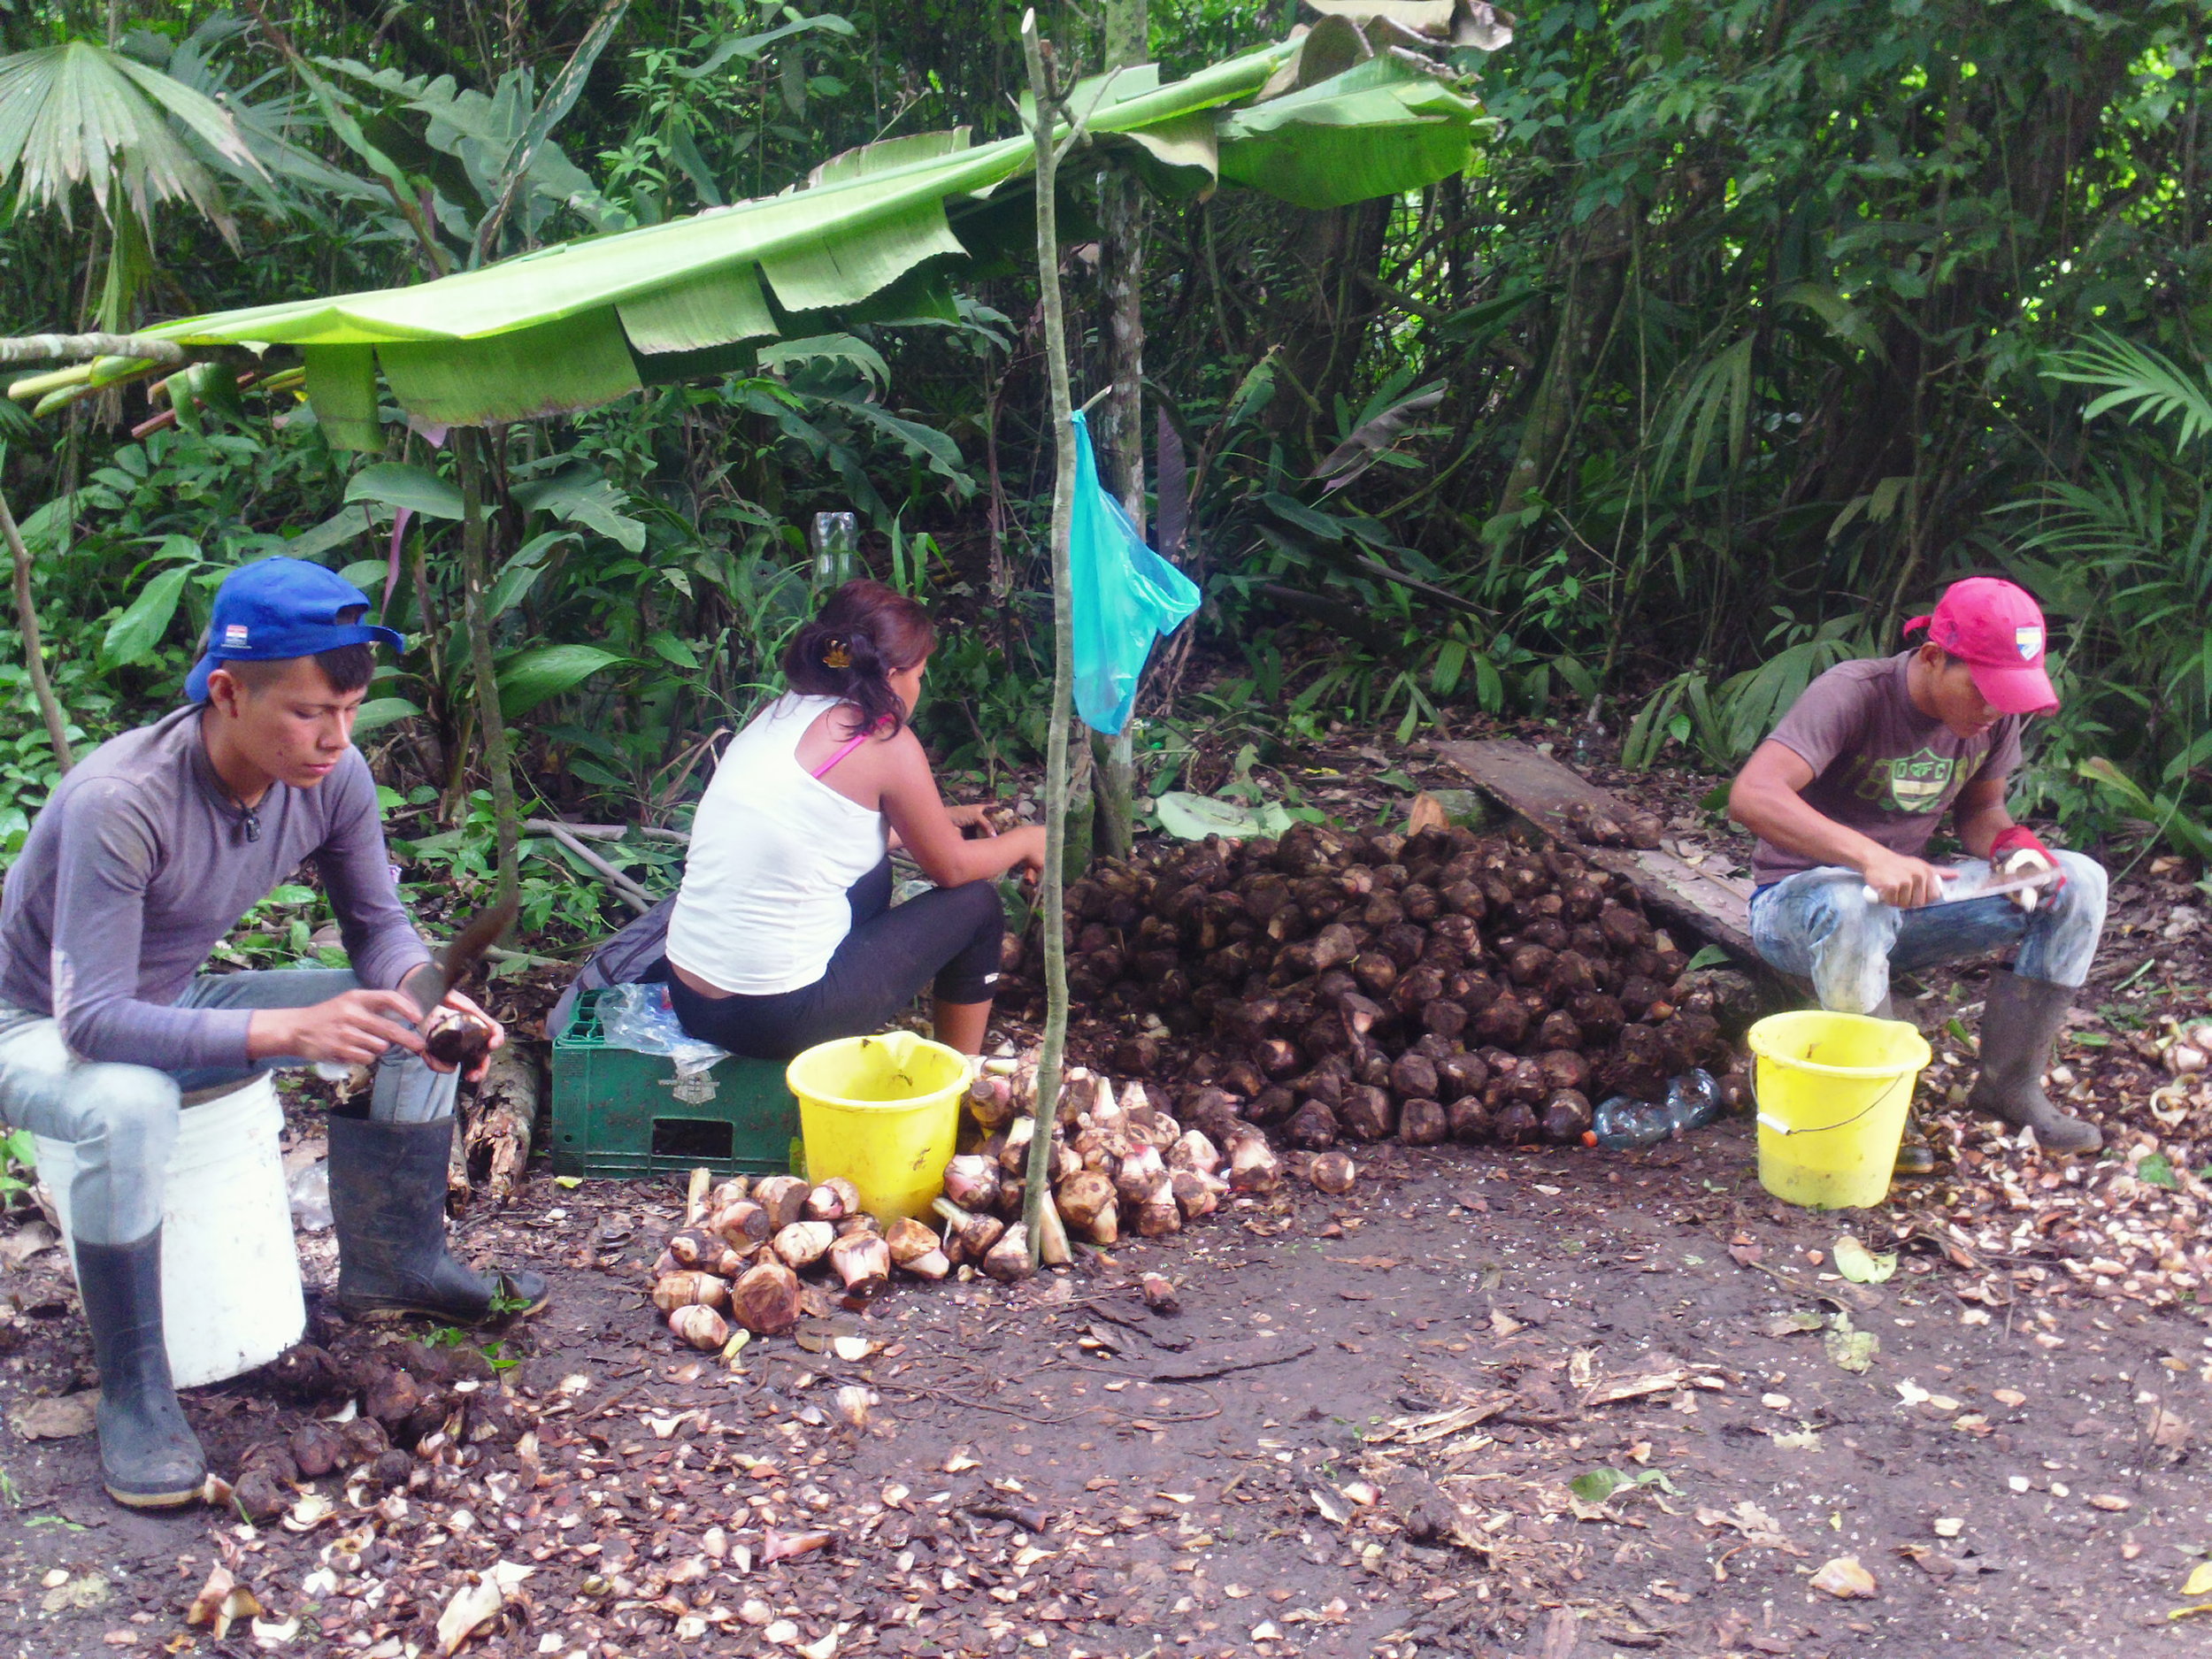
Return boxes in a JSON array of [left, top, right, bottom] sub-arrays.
[[0, 0, 2207, 948]]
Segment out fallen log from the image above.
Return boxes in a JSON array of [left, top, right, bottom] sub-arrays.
[[465, 1047, 541, 1206]]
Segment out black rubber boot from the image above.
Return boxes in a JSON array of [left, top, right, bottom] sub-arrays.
[[75, 1233, 205, 1509], [327, 1114, 550, 1323], [1966, 971, 2101, 1154]]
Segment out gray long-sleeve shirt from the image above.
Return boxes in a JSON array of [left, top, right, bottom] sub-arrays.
[[0, 705, 430, 1071]]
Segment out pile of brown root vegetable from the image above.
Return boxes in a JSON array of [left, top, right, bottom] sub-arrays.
[[1031, 819, 1748, 1151], [211, 1336, 534, 1521], [959, 1061, 1323, 1243], [645, 1064, 1309, 1353], [639, 821, 1755, 1354], [649, 1172, 926, 1351]]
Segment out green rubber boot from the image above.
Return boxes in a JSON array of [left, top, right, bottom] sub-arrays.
[[76, 1232, 205, 1509], [1966, 972, 2101, 1154]]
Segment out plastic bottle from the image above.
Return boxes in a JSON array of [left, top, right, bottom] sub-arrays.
[[1592, 1095, 1672, 1150], [1570, 711, 1606, 770], [810, 511, 858, 589], [287, 1160, 332, 1231], [1664, 1068, 1723, 1133]]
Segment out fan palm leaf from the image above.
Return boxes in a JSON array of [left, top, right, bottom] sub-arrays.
[[0, 40, 261, 242]]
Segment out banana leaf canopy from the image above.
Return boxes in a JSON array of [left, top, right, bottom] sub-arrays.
[[27, 34, 1485, 445]]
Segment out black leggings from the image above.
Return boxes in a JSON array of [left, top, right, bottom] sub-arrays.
[[666, 860, 1003, 1061]]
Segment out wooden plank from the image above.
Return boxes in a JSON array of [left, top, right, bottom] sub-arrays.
[[1431, 738, 1757, 961], [1431, 738, 1621, 840], [1587, 847, 1756, 962]]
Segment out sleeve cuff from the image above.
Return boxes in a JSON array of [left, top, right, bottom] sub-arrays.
[[209, 1008, 257, 1071]]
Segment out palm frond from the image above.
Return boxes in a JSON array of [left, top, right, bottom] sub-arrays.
[[2043, 330, 2212, 454], [0, 41, 258, 234], [1652, 332, 1755, 490]]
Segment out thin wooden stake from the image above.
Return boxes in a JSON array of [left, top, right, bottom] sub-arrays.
[[0, 484, 73, 770], [1020, 8, 1079, 1268]]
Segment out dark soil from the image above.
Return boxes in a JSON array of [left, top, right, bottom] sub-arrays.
[[4, 1133, 2208, 1658], [1, 732, 2208, 1659]]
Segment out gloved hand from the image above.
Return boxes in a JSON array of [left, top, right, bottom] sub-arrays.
[[1989, 825, 2063, 912]]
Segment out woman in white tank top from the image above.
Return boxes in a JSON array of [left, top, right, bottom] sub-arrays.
[[662, 580, 1047, 1060]]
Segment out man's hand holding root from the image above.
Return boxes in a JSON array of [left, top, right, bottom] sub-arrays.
[[1989, 825, 2064, 912], [246, 984, 507, 1080], [420, 988, 505, 1079]]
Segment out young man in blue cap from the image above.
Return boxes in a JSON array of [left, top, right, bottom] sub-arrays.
[[1730, 576, 2108, 1157], [0, 557, 547, 1510]]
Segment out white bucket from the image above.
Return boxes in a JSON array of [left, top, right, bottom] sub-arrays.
[[37, 1074, 306, 1388]]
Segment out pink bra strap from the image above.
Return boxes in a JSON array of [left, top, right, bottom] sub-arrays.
[[810, 728, 872, 780]]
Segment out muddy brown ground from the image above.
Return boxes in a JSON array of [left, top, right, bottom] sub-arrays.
[[1, 728, 2207, 1658], [2, 1117, 2208, 1659]]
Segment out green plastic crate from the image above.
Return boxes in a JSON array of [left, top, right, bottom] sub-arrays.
[[550, 989, 802, 1179]]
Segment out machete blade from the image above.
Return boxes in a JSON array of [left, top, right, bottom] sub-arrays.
[[428, 895, 518, 1003]]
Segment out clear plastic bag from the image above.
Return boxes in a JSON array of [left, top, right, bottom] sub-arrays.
[[595, 980, 731, 1080], [1070, 408, 1201, 734]]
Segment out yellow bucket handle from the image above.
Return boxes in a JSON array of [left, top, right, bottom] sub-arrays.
[[1755, 1071, 1914, 1139]]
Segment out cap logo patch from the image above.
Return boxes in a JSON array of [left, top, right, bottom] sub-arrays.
[[2015, 625, 2042, 662], [223, 624, 250, 645]]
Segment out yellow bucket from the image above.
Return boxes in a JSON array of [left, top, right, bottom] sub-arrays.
[[786, 1030, 969, 1225], [1747, 1010, 1932, 1210]]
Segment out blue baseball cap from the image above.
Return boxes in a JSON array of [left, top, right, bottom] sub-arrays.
[[184, 557, 405, 703]]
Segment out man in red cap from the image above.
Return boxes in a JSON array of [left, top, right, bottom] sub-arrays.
[[1730, 577, 2107, 1156]]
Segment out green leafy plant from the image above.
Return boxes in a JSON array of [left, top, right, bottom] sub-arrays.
[[0, 1125, 35, 1206], [1569, 1466, 1680, 1505]]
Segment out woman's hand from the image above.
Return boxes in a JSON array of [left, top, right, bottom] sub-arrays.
[[1004, 824, 1048, 884], [872, 734, 1045, 890], [945, 803, 998, 835]]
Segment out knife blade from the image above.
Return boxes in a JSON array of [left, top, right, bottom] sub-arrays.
[[418, 896, 517, 1068], [423, 895, 518, 1005], [1860, 866, 2061, 909]]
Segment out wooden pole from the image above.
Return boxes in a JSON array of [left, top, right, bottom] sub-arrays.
[[454, 427, 521, 906], [0, 484, 73, 771], [1020, 9, 1079, 1268], [0, 334, 186, 369]]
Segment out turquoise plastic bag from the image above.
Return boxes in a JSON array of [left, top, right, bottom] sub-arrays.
[[1070, 409, 1200, 733]]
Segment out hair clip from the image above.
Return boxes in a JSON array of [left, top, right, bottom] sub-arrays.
[[822, 638, 852, 670]]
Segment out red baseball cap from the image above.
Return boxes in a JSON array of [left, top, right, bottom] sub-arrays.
[[1903, 577, 2058, 715]]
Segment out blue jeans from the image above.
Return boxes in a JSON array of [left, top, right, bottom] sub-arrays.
[[1748, 852, 2108, 1017], [0, 969, 453, 1246]]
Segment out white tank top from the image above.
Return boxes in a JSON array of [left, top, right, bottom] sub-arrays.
[[664, 694, 888, 995]]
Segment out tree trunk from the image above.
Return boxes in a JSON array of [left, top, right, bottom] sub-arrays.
[[1092, 0, 1148, 864], [454, 428, 520, 905], [1064, 724, 1095, 880], [1494, 205, 1628, 524], [1271, 200, 1390, 452], [1020, 14, 1077, 1269], [0, 486, 73, 771]]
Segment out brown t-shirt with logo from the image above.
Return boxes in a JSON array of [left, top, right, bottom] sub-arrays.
[[1750, 651, 2023, 885]]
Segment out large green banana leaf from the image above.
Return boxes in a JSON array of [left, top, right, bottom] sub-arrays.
[[33, 42, 1481, 441]]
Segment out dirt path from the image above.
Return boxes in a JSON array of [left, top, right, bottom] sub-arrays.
[[4, 1119, 2208, 1659]]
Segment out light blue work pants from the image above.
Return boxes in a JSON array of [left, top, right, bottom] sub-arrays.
[[1747, 851, 2108, 1017], [0, 970, 452, 1246]]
